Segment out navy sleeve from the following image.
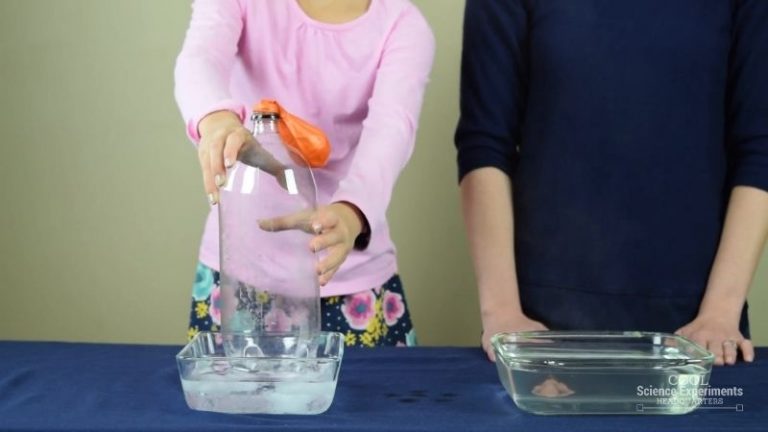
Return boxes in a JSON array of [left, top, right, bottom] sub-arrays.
[[728, 0, 768, 192], [454, 0, 528, 182]]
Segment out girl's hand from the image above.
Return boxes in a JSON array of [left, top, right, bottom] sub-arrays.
[[676, 313, 754, 366], [197, 111, 253, 204], [259, 202, 365, 286], [481, 310, 548, 362]]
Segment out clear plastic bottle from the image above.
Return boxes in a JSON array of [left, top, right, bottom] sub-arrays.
[[218, 107, 321, 344]]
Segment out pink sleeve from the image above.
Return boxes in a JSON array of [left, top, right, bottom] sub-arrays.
[[331, 7, 436, 237], [174, 0, 247, 142]]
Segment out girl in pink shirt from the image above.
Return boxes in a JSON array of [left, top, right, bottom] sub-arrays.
[[175, 0, 434, 346]]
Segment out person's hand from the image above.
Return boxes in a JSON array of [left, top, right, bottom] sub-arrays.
[[197, 111, 253, 204], [676, 313, 754, 366], [197, 110, 289, 203], [259, 202, 364, 286], [481, 310, 548, 362]]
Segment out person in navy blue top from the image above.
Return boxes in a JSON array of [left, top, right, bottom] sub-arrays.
[[455, 0, 768, 365]]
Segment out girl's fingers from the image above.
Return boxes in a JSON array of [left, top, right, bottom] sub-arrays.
[[260, 206, 346, 236], [707, 339, 725, 366], [310, 208, 339, 234], [209, 133, 227, 189], [259, 210, 314, 233], [310, 230, 343, 253], [236, 138, 288, 184], [739, 339, 755, 362], [674, 324, 751, 365], [318, 266, 338, 286], [197, 142, 218, 204], [482, 338, 496, 362], [722, 340, 738, 365], [223, 130, 248, 169], [690, 333, 719, 363], [317, 246, 346, 281]]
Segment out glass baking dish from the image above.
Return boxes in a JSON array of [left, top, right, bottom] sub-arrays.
[[492, 331, 714, 415], [177, 331, 343, 414]]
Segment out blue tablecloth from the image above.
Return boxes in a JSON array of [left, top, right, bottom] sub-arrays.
[[0, 342, 765, 431]]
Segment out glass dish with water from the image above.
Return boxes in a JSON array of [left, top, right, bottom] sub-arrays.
[[492, 331, 714, 415], [177, 331, 343, 414]]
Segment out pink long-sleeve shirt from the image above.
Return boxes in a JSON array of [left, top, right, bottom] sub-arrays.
[[174, 0, 435, 296]]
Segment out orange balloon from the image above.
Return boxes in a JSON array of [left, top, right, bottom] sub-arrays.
[[253, 100, 331, 168]]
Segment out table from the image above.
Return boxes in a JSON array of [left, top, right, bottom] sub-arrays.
[[0, 342, 766, 431]]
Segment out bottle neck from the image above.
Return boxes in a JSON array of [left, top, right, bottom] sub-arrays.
[[253, 119, 278, 135], [251, 113, 279, 135]]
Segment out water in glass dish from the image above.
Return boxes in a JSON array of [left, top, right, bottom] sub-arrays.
[[503, 363, 709, 415], [181, 359, 338, 414]]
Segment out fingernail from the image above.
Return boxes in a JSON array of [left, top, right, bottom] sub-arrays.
[[207, 193, 217, 205], [312, 222, 322, 234], [215, 174, 226, 188], [224, 158, 234, 168]]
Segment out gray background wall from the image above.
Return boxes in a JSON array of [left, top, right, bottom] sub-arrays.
[[0, 0, 764, 346]]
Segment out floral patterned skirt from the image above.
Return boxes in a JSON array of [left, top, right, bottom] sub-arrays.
[[188, 262, 417, 347]]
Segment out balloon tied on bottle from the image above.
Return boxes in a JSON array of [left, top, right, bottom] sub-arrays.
[[253, 99, 330, 168]]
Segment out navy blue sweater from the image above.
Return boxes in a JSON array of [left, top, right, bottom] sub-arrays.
[[455, 0, 768, 334]]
